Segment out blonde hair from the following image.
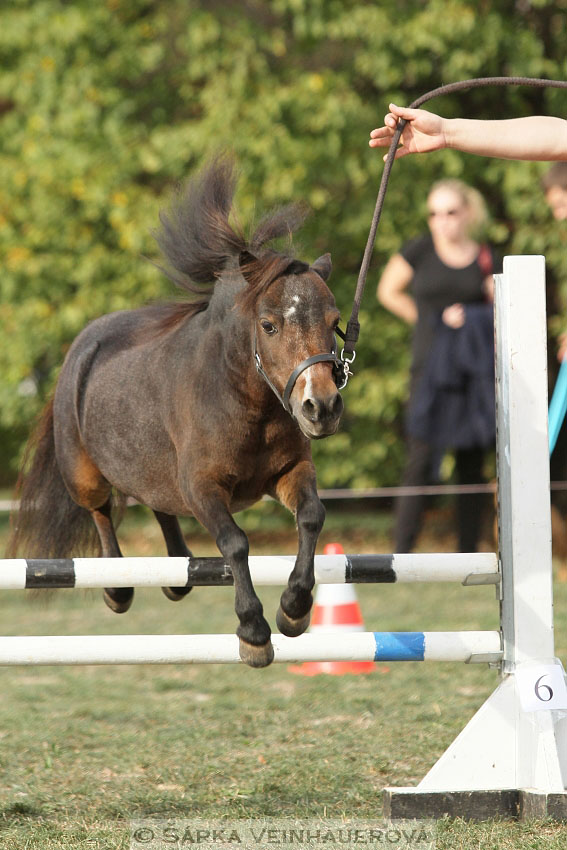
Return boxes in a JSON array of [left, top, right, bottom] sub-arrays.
[[428, 179, 488, 237], [541, 162, 567, 192]]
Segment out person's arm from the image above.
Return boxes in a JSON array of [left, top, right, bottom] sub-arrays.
[[369, 104, 567, 162], [377, 254, 417, 324]]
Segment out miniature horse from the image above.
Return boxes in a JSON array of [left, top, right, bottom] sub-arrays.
[[9, 156, 345, 667]]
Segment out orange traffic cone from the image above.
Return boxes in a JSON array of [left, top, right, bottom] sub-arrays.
[[288, 543, 387, 676]]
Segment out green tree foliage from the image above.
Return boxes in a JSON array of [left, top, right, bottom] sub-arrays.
[[1, 0, 566, 486]]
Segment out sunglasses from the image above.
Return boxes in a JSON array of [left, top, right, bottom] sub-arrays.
[[428, 208, 462, 218]]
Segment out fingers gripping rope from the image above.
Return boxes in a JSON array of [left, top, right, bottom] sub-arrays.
[[340, 76, 567, 363]]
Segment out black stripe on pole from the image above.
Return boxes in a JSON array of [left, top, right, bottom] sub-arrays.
[[346, 554, 396, 583], [187, 558, 235, 586], [26, 559, 76, 588]]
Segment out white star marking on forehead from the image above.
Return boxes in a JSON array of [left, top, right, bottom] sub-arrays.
[[284, 294, 302, 320]]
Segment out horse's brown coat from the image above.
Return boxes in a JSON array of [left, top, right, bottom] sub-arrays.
[[9, 156, 344, 667]]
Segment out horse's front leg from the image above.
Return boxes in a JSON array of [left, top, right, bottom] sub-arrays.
[[273, 461, 325, 637], [189, 486, 273, 668]]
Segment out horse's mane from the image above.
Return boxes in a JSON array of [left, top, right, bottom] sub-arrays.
[[151, 154, 309, 322]]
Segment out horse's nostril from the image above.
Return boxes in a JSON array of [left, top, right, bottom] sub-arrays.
[[302, 398, 319, 421], [331, 392, 344, 418]]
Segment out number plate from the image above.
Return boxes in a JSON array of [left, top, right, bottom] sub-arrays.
[[515, 660, 567, 712]]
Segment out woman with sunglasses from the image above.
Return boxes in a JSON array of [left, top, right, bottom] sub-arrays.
[[377, 179, 499, 553]]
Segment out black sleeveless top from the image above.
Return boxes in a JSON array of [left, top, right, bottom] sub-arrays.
[[400, 234, 500, 375]]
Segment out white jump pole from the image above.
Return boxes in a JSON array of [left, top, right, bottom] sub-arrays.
[[385, 256, 567, 819], [0, 631, 502, 666]]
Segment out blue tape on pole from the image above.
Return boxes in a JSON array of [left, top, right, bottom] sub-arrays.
[[549, 356, 567, 455], [372, 632, 425, 661]]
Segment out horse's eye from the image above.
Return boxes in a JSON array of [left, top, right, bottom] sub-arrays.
[[260, 320, 277, 335]]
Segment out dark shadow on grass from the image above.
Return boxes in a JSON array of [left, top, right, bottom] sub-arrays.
[[1, 801, 45, 818]]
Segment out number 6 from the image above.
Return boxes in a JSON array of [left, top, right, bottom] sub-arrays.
[[534, 674, 554, 702]]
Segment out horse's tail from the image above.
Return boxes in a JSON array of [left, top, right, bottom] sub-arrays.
[[6, 399, 100, 558], [153, 153, 308, 293]]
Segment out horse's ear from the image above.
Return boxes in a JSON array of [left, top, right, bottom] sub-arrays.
[[311, 253, 332, 281]]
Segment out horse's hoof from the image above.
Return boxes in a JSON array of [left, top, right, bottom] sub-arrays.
[[162, 586, 192, 602], [276, 606, 310, 637], [239, 638, 274, 668], [103, 587, 134, 614]]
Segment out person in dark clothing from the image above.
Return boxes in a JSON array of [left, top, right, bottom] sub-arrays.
[[377, 179, 500, 553], [370, 108, 567, 558]]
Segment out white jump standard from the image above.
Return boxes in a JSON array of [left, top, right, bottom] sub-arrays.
[[384, 256, 567, 820]]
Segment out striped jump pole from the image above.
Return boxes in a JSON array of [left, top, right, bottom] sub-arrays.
[[0, 552, 499, 589], [0, 631, 502, 666]]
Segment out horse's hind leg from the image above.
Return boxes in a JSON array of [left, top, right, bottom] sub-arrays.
[[90, 499, 134, 614], [154, 511, 194, 601], [56, 439, 134, 614]]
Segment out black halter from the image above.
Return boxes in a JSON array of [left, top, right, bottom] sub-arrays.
[[254, 329, 353, 414]]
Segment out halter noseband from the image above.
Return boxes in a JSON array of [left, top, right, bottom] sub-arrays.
[[254, 331, 353, 414]]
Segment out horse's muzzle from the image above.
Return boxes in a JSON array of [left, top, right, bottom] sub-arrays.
[[298, 391, 344, 439]]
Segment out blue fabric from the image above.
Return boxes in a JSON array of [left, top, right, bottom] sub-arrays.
[[549, 356, 567, 455], [407, 304, 495, 451]]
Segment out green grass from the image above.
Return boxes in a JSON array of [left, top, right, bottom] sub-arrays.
[[1, 506, 567, 848]]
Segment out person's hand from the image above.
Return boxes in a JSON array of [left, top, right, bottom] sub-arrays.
[[558, 331, 567, 362], [442, 303, 465, 329], [369, 103, 449, 160]]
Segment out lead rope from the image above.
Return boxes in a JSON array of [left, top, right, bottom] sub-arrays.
[[340, 75, 567, 365]]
